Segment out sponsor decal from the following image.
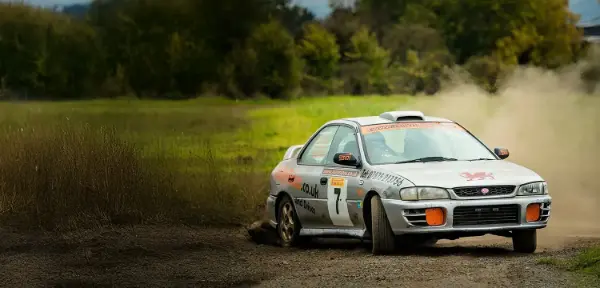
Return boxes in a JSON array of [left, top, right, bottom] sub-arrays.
[[331, 177, 345, 187], [356, 188, 365, 197], [357, 201, 362, 209], [322, 169, 360, 177], [294, 198, 316, 214], [338, 153, 351, 161], [301, 183, 319, 198], [460, 172, 495, 181], [361, 122, 463, 134], [360, 169, 405, 186], [273, 164, 302, 189]]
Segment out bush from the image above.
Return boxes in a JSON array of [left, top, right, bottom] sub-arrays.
[[344, 27, 391, 95], [297, 22, 340, 81], [464, 56, 510, 93], [219, 20, 303, 99]]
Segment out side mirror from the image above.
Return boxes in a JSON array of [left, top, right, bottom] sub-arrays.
[[333, 152, 360, 167], [494, 147, 510, 159]]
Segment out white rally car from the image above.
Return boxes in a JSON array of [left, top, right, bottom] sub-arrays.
[[265, 111, 551, 255]]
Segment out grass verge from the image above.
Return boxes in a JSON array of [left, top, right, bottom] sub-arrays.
[[538, 246, 600, 285]]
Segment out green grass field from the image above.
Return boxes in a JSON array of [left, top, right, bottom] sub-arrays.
[[0, 95, 416, 230], [538, 246, 600, 286]]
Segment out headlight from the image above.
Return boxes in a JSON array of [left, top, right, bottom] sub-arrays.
[[400, 187, 450, 201], [517, 182, 548, 196]]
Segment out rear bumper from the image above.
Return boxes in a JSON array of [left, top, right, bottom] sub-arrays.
[[382, 195, 551, 235]]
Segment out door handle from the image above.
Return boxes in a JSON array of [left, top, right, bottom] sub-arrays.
[[320, 177, 328, 185]]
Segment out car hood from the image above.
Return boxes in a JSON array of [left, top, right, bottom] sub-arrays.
[[377, 160, 543, 188]]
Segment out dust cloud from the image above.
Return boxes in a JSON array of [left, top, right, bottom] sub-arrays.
[[409, 60, 600, 246]]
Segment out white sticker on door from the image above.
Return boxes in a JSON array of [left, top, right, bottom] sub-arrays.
[[327, 177, 354, 226]]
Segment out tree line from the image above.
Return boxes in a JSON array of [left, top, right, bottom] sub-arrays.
[[0, 0, 593, 100]]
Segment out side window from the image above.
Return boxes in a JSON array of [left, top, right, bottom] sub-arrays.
[[299, 125, 339, 165], [326, 126, 359, 165]]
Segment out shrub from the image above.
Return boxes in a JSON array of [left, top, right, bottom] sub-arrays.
[[464, 56, 510, 93], [219, 20, 303, 99]]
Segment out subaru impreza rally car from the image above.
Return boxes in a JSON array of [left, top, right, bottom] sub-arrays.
[[266, 111, 551, 255]]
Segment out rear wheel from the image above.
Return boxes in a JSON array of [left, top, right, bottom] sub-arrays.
[[277, 195, 304, 247], [512, 229, 537, 253], [371, 195, 396, 255]]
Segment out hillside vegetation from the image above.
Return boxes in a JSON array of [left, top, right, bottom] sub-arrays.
[[0, 0, 597, 100]]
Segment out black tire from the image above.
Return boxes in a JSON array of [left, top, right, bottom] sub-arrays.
[[512, 229, 537, 253], [371, 195, 396, 255], [277, 195, 303, 247]]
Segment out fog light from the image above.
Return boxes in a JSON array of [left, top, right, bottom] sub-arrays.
[[425, 208, 445, 226], [526, 203, 541, 222]]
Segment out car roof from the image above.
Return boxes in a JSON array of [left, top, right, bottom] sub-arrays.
[[327, 111, 454, 127]]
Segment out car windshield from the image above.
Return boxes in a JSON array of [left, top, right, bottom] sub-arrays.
[[360, 122, 497, 165]]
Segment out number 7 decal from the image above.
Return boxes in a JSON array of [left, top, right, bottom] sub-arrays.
[[327, 177, 353, 226]]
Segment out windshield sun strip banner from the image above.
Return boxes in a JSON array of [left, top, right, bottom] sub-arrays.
[[360, 122, 464, 134]]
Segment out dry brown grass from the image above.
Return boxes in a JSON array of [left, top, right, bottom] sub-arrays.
[[0, 121, 181, 230], [0, 120, 267, 231]]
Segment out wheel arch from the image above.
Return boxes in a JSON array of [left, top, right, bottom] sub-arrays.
[[274, 191, 294, 222], [362, 190, 381, 236]]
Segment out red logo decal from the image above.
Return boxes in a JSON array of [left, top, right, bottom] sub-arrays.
[[460, 172, 495, 181]]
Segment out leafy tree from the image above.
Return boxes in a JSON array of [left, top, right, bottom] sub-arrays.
[[220, 20, 303, 99], [297, 22, 340, 80], [324, 6, 362, 63], [344, 27, 391, 94]]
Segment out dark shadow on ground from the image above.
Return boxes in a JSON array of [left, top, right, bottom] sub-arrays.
[[291, 237, 520, 258]]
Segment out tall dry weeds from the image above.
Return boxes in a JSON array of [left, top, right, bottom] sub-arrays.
[[0, 122, 185, 230]]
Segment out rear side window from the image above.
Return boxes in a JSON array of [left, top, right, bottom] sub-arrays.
[[299, 125, 339, 165]]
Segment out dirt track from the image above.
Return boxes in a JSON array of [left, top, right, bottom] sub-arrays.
[[1, 224, 599, 288]]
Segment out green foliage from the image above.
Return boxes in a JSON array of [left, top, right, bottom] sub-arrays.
[[0, 3, 105, 99], [464, 56, 510, 93], [382, 23, 453, 94], [220, 20, 303, 99], [0, 0, 593, 99], [298, 23, 340, 80], [426, 0, 583, 68], [297, 22, 341, 94], [345, 27, 391, 94]]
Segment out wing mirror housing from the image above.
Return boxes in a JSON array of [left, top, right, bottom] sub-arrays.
[[333, 152, 360, 167], [494, 147, 509, 159]]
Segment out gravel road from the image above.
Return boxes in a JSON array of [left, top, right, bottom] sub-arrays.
[[1, 224, 599, 288]]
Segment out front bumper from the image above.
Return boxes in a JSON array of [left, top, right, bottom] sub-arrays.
[[382, 195, 551, 234], [266, 195, 278, 227]]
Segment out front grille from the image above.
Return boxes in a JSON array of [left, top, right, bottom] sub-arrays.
[[453, 204, 519, 226], [453, 185, 516, 197]]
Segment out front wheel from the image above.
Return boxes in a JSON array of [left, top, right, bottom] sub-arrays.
[[277, 196, 303, 247], [512, 229, 537, 253], [371, 195, 396, 255]]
